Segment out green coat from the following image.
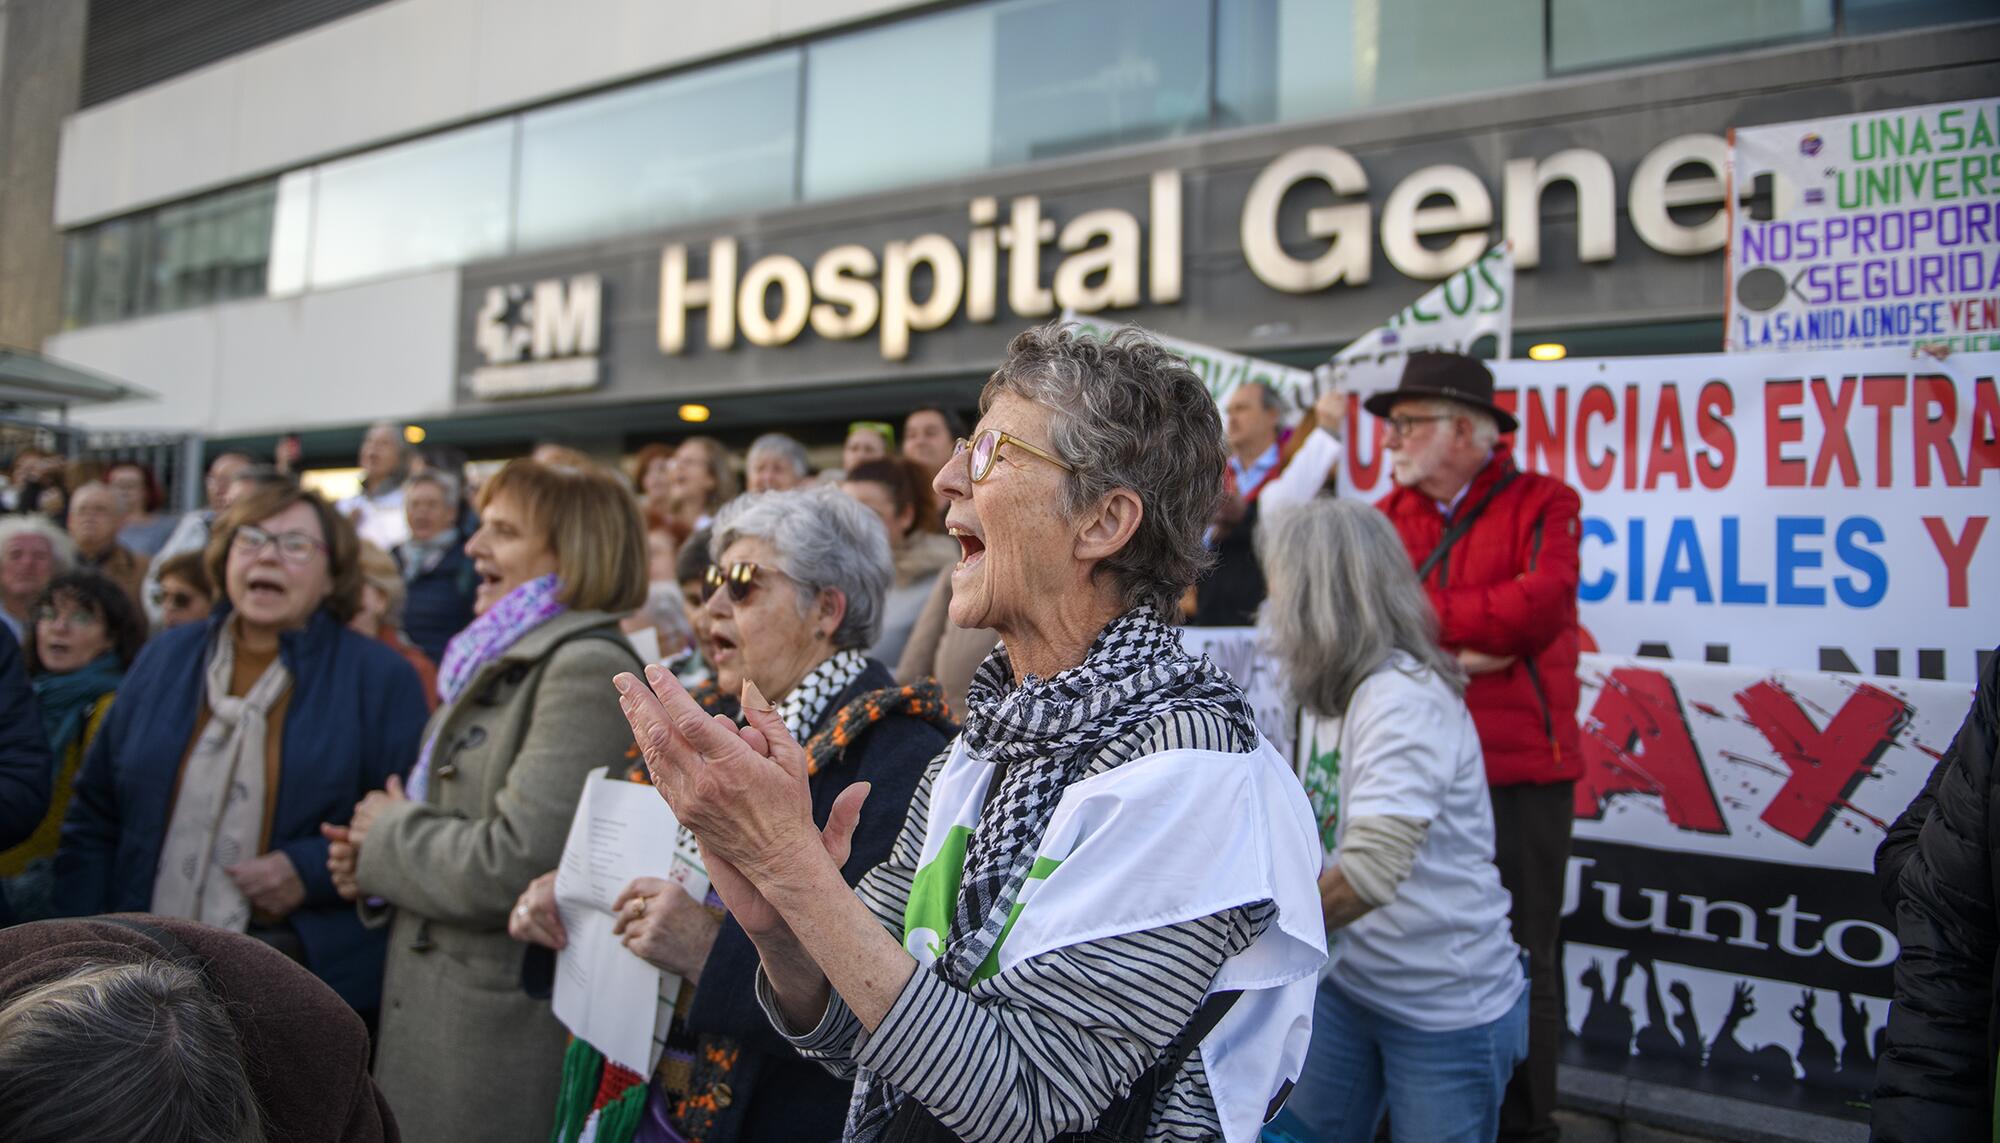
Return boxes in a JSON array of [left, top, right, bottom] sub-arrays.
[[358, 610, 640, 1143]]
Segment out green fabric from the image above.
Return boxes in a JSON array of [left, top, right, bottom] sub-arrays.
[[903, 823, 1068, 986], [549, 1037, 648, 1143], [551, 1038, 601, 1143], [31, 654, 121, 759], [1299, 725, 1341, 853]]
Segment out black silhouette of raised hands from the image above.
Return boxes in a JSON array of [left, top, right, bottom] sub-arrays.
[[615, 666, 871, 939], [1725, 981, 1757, 1025]]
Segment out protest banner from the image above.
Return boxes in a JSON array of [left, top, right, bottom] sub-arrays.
[[1558, 654, 1971, 1118], [1179, 625, 1295, 762], [1338, 349, 1998, 683], [1064, 311, 1317, 415], [1323, 241, 1514, 396], [1281, 651, 1969, 1117], [1727, 99, 2000, 354]]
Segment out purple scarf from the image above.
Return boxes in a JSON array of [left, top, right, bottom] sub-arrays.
[[407, 574, 567, 803]]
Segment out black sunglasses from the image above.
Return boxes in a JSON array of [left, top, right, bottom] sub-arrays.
[[700, 561, 760, 603]]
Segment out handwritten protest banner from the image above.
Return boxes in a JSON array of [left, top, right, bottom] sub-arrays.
[[1727, 100, 2000, 354]]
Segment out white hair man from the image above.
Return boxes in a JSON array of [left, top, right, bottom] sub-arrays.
[[1368, 350, 1582, 1143]]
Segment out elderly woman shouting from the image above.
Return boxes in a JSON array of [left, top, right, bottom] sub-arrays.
[[511, 485, 955, 1143], [617, 325, 1326, 1143]]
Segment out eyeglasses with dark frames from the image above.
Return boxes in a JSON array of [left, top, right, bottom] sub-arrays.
[[231, 525, 329, 565]]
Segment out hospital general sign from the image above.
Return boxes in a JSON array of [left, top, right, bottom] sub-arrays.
[[657, 134, 1731, 362], [455, 85, 1860, 405]]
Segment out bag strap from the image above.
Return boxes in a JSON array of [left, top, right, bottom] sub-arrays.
[[1414, 467, 1517, 585]]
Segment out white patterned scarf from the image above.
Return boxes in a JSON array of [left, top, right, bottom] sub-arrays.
[[774, 649, 868, 743], [150, 624, 291, 931]]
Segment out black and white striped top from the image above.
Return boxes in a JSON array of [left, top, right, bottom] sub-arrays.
[[757, 705, 1276, 1143]]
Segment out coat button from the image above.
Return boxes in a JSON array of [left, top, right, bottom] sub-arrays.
[[436, 761, 457, 779]]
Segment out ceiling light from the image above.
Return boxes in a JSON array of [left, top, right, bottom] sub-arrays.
[[403, 425, 427, 444], [678, 404, 712, 423], [1527, 343, 1567, 362]]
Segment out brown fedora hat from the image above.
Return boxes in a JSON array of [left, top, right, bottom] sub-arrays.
[[1362, 352, 1518, 433]]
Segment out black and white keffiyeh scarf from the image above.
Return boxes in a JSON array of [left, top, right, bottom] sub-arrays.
[[854, 608, 1256, 1137], [775, 648, 868, 744]]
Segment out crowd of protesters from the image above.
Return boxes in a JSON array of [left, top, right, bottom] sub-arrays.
[[0, 323, 1987, 1143]]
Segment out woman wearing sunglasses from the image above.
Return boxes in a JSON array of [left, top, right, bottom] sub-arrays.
[[618, 324, 1326, 1143], [508, 483, 954, 1143], [55, 485, 430, 1017], [2, 572, 145, 922], [328, 458, 650, 1143]]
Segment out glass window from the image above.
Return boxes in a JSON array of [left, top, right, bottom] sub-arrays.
[[803, 6, 998, 201], [267, 171, 315, 296], [309, 120, 514, 289], [1219, 0, 1543, 126], [1843, 0, 1992, 33], [1550, 0, 1832, 72], [147, 182, 275, 313], [987, 0, 1211, 166], [517, 51, 801, 250], [805, 0, 1210, 200]]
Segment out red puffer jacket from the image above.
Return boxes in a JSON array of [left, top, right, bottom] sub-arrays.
[[1377, 449, 1583, 786]]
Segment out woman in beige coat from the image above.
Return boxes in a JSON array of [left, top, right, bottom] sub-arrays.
[[327, 458, 648, 1143]]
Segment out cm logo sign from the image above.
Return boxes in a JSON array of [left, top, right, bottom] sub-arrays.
[[469, 274, 603, 399]]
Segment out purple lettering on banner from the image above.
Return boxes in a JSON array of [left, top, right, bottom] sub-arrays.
[[1919, 253, 1945, 295]]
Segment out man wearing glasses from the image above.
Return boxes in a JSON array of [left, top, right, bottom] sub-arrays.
[[1369, 351, 1583, 1143]]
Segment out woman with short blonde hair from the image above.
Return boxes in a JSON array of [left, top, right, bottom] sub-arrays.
[[331, 458, 650, 1143]]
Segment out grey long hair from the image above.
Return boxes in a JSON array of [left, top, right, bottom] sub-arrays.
[[1256, 498, 1465, 719], [710, 485, 892, 650]]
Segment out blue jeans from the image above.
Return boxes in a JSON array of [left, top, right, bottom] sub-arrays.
[[1263, 974, 1530, 1143]]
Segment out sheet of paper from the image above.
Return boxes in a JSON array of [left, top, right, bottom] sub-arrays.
[[550, 768, 711, 1075], [625, 625, 662, 666]]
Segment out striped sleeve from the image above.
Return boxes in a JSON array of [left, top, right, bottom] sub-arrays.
[[756, 742, 948, 1075], [850, 900, 1274, 1143]]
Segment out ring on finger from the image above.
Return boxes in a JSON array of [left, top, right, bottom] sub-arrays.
[[631, 896, 648, 919]]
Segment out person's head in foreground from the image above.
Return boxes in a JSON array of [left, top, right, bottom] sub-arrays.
[[702, 484, 891, 702], [0, 960, 263, 1143]]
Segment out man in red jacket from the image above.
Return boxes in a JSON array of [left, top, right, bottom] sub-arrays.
[[1368, 352, 1582, 1143]]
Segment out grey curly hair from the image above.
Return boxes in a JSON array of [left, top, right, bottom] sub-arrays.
[[709, 485, 893, 650], [982, 322, 1227, 619]]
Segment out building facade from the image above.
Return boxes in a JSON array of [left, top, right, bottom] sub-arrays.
[[25, 0, 1998, 460]]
